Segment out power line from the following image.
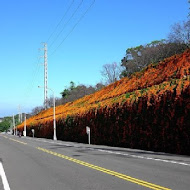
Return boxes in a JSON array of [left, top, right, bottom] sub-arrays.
[[24, 57, 42, 98], [50, 0, 95, 56], [49, 0, 84, 50], [43, 43, 48, 110], [47, 0, 75, 43], [19, 0, 95, 114], [21, 51, 42, 113]]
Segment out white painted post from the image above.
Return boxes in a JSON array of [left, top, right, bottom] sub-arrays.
[[24, 114, 26, 137], [32, 129, 34, 138], [89, 130, 90, 145], [86, 126, 90, 145]]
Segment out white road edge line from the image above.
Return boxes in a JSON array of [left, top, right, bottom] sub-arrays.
[[97, 149, 190, 166], [0, 162, 11, 190], [25, 136, 190, 167]]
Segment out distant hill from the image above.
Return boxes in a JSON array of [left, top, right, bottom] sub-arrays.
[[18, 49, 190, 155]]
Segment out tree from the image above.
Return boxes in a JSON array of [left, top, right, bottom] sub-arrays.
[[31, 106, 44, 115], [69, 81, 75, 91], [60, 81, 76, 98], [95, 83, 105, 91], [0, 117, 12, 132], [168, 20, 190, 45], [58, 82, 105, 105], [60, 84, 96, 104], [101, 62, 123, 84], [121, 40, 188, 77], [29, 81, 104, 113]]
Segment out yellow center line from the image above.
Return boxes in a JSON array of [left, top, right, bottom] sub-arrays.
[[36, 147, 171, 190], [9, 138, 27, 145]]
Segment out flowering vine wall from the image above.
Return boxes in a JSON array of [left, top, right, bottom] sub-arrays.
[[18, 50, 190, 155]]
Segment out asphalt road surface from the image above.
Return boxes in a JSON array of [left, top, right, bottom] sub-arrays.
[[0, 134, 190, 190]]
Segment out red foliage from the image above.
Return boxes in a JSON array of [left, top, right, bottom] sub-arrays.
[[17, 49, 190, 155]]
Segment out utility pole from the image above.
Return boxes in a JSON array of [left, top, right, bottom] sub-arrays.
[[44, 43, 48, 110], [13, 114, 15, 135], [18, 105, 23, 123], [24, 114, 26, 137], [38, 86, 57, 140], [18, 105, 20, 123], [21, 112, 22, 123]]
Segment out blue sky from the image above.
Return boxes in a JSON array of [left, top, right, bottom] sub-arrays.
[[0, 0, 188, 117]]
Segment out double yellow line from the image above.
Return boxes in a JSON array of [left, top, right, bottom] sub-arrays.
[[2, 135, 171, 190], [37, 147, 171, 190]]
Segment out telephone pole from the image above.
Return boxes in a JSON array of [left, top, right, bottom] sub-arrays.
[[13, 114, 15, 135], [21, 112, 22, 123], [44, 43, 48, 110], [24, 114, 26, 137], [18, 105, 21, 123]]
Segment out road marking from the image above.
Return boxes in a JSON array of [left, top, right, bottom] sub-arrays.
[[9, 138, 27, 145], [37, 147, 171, 190], [0, 162, 11, 190], [96, 149, 190, 167], [29, 137, 190, 167], [23, 136, 190, 167]]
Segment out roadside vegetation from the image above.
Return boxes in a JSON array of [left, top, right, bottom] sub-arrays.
[[17, 49, 190, 155]]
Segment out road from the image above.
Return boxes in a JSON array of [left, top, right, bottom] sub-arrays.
[[0, 134, 190, 190]]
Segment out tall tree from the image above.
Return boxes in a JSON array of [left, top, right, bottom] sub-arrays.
[[59, 82, 104, 105], [168, 20, 190, 45], [0, 117, 14, 132], [101, 62, 122, 84], [60, 81, 76, 98], [121, 40, 188, 77], [31, 106, 44, 115]]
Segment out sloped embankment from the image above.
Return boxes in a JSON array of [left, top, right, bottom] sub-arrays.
[[18, 49, 190, 155]]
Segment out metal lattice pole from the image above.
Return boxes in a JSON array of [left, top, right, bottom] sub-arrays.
[[44, 43, 48, 110]]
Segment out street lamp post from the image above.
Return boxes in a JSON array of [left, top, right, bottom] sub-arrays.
[[24, 113, 26, 137], [38, 86, 57, 140], [52, 90, 57, 140]]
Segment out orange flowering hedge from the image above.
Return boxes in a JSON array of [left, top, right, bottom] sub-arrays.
[[18, 49, 190, 155]]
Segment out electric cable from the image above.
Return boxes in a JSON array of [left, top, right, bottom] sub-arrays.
[[48, 0, 84, 50], [47, 0, 75, 43], [50, 0, 95, 56]]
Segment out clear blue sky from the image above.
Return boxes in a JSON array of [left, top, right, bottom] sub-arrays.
[[0, 0, 188, 117]]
